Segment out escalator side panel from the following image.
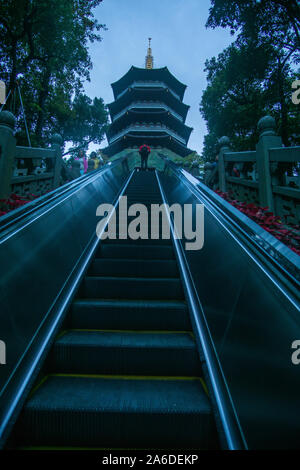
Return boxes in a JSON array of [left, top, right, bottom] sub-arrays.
[[158, 168, 300, 449], [0, 159, 132, 445]]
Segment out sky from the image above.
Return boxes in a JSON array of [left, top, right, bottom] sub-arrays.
[[83, 0, 235, 155]]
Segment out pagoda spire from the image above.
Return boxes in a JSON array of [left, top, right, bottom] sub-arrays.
[[145, 38, 153, 69]]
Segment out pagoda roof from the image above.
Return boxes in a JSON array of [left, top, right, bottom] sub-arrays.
[[111, 66, 187, 101], [107, 124, 190, 146], [108, 88, 189, 122], [104, 135, 192, 158], [107, 109, 193, 142]]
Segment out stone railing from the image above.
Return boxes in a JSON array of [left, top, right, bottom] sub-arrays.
[[0, 111, 64, 199], [205, 116, 300, 225]]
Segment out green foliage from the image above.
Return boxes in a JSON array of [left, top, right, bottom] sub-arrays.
[[184, 152, 204, 166], [201, 0, 300, 161], [59, 94, 108, 145]]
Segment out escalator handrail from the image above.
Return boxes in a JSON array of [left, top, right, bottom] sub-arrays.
[[155, 170, 248, 450], [0, 167, 135, 448]]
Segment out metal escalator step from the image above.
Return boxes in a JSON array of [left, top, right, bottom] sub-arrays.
[[47, 330, 201, 376], [89, 258, 178, 278], [124, 198, 163, 204], [16, 375, 218, 448], [79, 276, 184, 300], [98, 244, 175, 260], [101, 238, 172, 246]]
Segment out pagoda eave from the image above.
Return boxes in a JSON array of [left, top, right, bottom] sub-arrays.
[[108, 88, 189, 122], [104, 134, 193, 158], [107, 129, 189, 148], [107, 125, 191, 146], [111, 66, 187, 101], [107, 111, 193, 141]]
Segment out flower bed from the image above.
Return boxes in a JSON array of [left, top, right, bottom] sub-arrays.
[[215, 190, 300, 256], [0, 193, 39, 217]]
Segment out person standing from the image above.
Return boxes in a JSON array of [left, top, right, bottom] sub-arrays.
[[89, 151, 101, 170], [139, 144, 151, 170]]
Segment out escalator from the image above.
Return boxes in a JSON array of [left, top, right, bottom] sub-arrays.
[[7, 170, 219, 450], [1, 154, 299, 450]]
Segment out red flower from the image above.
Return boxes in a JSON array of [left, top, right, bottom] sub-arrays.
[[215, 190, 300, 256]]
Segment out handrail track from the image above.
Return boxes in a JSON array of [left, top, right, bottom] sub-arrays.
[[156, 170, 247, 450]]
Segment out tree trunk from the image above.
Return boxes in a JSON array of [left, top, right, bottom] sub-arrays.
[[35, 66, 52, 144], [8, 40, 17, 112], [277, 64, 293, 179], [277, 66, 289, 147]]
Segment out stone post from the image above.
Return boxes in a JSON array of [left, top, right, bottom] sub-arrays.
[[204, 162, 213, 186], [70, 160, 81, 180], [191, 161, 199, 177], [256, 116, 282, 211], [218, 136, 230, 192], [51, 133, 63, 189], [0, 111, 16, 199]]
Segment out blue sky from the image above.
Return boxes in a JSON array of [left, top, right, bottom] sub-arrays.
[[84, 0, 234, 155]]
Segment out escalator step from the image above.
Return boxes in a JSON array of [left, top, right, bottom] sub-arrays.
[[125, 199, 163, 205], [16, 375, 217, 448], [98, 244, 175, 260], [103, 222, 172, 244], [89, 258, 178, 278], [101, 238, 172, 246], [70, 299, 191, 331], [80, 277, 184, 300], [47, 330, 201, 376]]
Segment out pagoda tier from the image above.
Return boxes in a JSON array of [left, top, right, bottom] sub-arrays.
[[105, 133, 192, 157], [108, 88, 190, 123], [111, 66, 187, 101], [107, 109, 193, 142], [108, 123, 188, 147]]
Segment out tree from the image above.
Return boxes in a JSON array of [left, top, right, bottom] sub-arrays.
[[206, 0, 300, 58], [57, 93, 108, 146], [0, 0, 107, 146], [201, 0, 300, 160], [200, 42, 299, 160]]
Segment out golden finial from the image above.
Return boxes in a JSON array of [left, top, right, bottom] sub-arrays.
[[145, 37, 153, 69]]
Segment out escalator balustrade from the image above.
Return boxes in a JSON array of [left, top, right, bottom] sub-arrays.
[[11, 170, 219, 450]]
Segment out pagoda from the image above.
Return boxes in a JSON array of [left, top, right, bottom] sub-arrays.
[[105, 39, 193, 157]]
